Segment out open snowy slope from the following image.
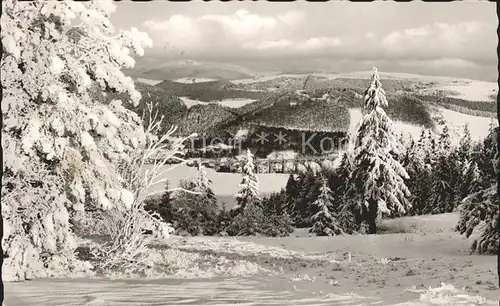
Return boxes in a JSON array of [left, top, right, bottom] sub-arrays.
[[135, 78, 163, 86], [348, 108, 426, 141], [143, 164, 289, 198], [437, 107, 497, 142], [433, 81, 497, 102]]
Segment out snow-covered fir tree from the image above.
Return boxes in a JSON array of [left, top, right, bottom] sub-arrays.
[[456, 126, 498, 255], [194, 163, 216, 201], [416, 129, 427, 149], [284, 174, 299, 215], [310, 179, 343, 236], [430, 126, 463, 214], [293, 170, 321, 227], [457, 125, 472, 162], [331, 151, 362, 232], [349, 67, 411, 234], [476, 124, 498, 186], [460, 160, 482, 199], [457, 186, 499, 254], [1, 0, 171, 280], [429, 152, 461, 214], [425, 130, 439, 167], [232, 149, 260, 216], [438, 124, 452, 154], [403, 136, 434, 215], [335, 151, 354, 196]]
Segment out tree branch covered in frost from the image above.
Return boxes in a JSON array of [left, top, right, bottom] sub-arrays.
[[0, 0, 171, 280], [117, 101, 197, 200], [456, 186, 499, 254]]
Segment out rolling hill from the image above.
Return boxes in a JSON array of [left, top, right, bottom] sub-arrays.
[[154, 79, 268, 102], [116, 69, 497, 155], [133, 60, 257, 81]]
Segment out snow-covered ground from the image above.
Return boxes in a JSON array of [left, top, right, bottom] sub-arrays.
[[231, 74, 304, 85], [438, 107, 497, 142], [4, 213, 498, 305], [179, 97, 256, 109], [135, 78, 163, 86], [218, 98, 256, 108], [434, 81, 497, 102], [231, 71, 497, 103], [6, 279, 495, 306], [175, 77, 218, 84], [348, 106, 495, 145], [231, 71, 475, 85], [144, 163, 289, 198], [179, 96, 210, 108], [348, 108, 362, 142], [393, 121, 429, 140], [348, 108, 424, 141]]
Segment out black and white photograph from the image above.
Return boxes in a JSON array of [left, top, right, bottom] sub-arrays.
[[1, 0, 499, 305]]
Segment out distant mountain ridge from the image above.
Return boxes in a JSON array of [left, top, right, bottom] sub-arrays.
[[128, 59, 258, 81]]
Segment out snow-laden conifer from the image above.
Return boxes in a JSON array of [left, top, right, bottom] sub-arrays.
[[194, 162, 216, 201], [349, 67, 411, 234], [460, 160, 482, 198], [1, 0, 180, 280], [456, 186, 499, 254], [232, 149, 260, 215], [310, 180, 343, 236]]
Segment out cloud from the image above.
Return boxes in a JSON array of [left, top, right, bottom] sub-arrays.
[[141, 10, 494, 77], [242, 36, 342, 53], [243, 39, 293, 51], [200, 10, 278, 41], [296, 36, 342, 51], [380, 21, 489, 59], [277, 10, 305, 25], [400, 58, 480, 69], [142, 9, 305, 54]]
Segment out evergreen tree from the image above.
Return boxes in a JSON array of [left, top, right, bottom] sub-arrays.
[[438, 124, 452, 154], [331, 152, 362, 233], [1, 0, 165, 280], [417, 129, 427, 150], [335, 151, 354, 197], [194, 163, 216, 203], [457, 124, 472, 164], [144, 182, 174, 223], [285, 174, 299, 215], [430, 150, 462, 214], [170, 180, 219, 236], [232, 149, 260, 216], [304, 175, 323, 225], [456, 186, 499, 254], [310, 180, 343, 236], [292, 170, 321, 227], [402, 136, 433, 216], [261, 190, 287, 216], [476, 124, 498, 186], [426, 130, 439, 167], [459, 160, 482, 199], [349, 67, 411, 234]]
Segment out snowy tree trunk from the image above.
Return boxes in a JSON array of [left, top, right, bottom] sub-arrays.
[[365, 198, 378, 234]]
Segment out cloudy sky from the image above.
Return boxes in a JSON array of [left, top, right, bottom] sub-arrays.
[[112, 1, 497, 81]]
